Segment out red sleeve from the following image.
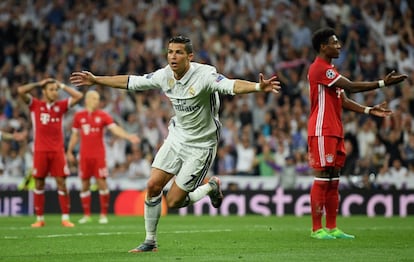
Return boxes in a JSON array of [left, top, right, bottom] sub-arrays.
[[314, 64, 341, 87]]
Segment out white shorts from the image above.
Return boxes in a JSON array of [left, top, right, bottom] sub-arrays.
[[152, 138, 217, 192]]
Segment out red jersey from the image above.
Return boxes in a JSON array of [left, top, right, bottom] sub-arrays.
[[30, 98, 69, 151], [307, 57, 344, 138], [72, 110, 114, 158]]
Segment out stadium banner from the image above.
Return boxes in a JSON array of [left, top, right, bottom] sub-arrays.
[[1, 189, 413, 217]]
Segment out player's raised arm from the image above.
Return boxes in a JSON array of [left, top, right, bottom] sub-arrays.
[[55, 79, 83, 107], [17, 78, 55, 104], [70, 71, 129, 89]]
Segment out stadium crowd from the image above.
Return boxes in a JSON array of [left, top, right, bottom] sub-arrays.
[[0, 0, 414, 190]]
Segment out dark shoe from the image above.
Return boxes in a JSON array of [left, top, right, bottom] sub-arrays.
[[128, 241, 158, 253], [208, 176, 224, 208]]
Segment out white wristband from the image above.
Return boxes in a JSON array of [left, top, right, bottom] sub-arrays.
[[255, 83, 261, 91], [378, 80, 385, 88], [364, 107, 372, 114], [59, 83, 65, 89]]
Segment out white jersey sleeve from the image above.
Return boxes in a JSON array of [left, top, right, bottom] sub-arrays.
[[202, 67, 235, 96], [127, 68, 165, 91]]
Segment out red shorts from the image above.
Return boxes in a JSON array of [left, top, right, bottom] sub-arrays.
[[78, 156, 108, 180], [32, 151, 70, 178], [308, 136, 346, 170]]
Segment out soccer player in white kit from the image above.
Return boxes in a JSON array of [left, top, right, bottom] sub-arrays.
[[70, 35, 281, 252]]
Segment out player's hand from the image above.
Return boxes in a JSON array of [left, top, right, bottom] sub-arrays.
[[369, 101, 392, 117], [383, 70, 408, 86], [66, 151, 77, 165], [258, 73, 281, 94], [128, 134, 141, 144], [38, 78, 56, 87], [70, 71, 96, 87]]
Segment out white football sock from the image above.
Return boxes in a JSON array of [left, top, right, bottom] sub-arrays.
[[188, 183, 212, 204], [144, 193, 162, 242]]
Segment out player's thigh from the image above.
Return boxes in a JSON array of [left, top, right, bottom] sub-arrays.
[[79, 157, 108, 180], [308, 136, 342, 170], [32, 151, 49, 178], [152, 139, 182, 175], [49, 151, 70, 177], [175, 145, 216, 192], [335, 139, 346, 168]]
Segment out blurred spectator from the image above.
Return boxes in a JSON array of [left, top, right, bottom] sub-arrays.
[[253, 143, 276, 177], [127, 145, 151, 180], [235, 133, 256, 176]]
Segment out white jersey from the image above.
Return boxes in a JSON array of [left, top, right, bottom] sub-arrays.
[[127, 62, 236, 147]]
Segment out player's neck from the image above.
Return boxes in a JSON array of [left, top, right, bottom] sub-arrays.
[[318, 54, 331, 64], [174, 64, 190, 80], [44, 99, 55, 106]]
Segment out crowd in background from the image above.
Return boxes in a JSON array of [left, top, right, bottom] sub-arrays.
[[1, 0, 414, 190]]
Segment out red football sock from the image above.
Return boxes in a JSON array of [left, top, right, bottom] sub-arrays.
[[58, 190, 70, 215], [325, 180, 339, 230], [99, 190, 110, 216], [80, 191, 91, 216], [33, 190, 45, 216], [310, 180, 328, 232]]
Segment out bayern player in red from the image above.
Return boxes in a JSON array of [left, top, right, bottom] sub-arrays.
[[18, 78, 83, 227], [307, 28, 407, 239], [66, 90, 140, 224]]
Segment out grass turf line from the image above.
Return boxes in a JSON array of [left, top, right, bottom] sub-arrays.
[[0, 215, 413, 262]]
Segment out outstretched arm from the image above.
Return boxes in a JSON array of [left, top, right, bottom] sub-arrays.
[[336, 70, 407, 93], [341, 92, 392, 117], [70, 71, 129, 89], [233, 73, 281, 94], [108, 124, 140, 144], [0, 130, 28, 141]]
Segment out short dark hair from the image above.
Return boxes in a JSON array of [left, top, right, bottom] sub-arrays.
[[312, 27, 336, 53], [168, 35, 193, 54]]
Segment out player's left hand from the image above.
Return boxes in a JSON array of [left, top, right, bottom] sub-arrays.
[[384, 70, 408, 86], [258, 73, 281, 94], [370, 101, 393, 117]]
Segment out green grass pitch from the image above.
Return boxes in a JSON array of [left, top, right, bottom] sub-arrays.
[[1, 215, 413, 262]]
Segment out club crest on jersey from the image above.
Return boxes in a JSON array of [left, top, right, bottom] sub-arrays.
[[168, 78, 174, 88], [189, 86, 195, 96], [326, 69, 336, 79], [95, 116, 101, 123], [325, 154, 334, 163], [53, 106, 60, 112]]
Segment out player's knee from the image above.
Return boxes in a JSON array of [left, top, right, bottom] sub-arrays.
[[146, 180, 163, 196]]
